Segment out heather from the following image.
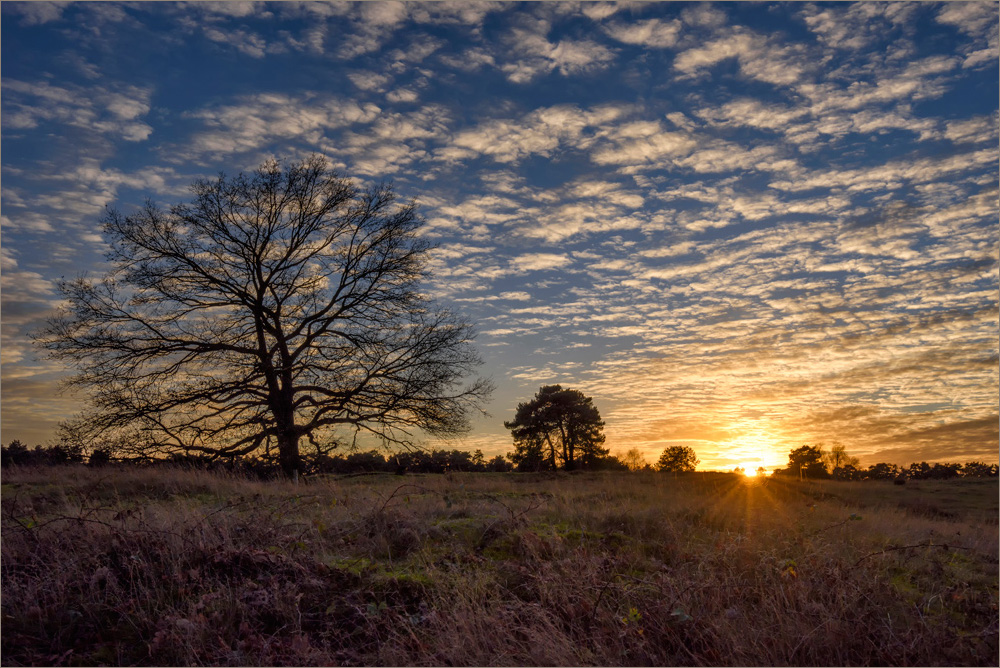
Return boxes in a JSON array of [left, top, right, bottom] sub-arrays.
[[2, 466, 997, 666]]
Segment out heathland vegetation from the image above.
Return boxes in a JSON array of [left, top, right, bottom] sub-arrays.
[[2, 464, 996, 666]]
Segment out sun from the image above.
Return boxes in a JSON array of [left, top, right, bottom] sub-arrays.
[[736, 462, 771, 477]]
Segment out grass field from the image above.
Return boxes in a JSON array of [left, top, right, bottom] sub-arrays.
[[2, 466, 997, 666]]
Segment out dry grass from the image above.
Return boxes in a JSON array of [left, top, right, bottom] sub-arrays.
[[2, 466, 997, 666]]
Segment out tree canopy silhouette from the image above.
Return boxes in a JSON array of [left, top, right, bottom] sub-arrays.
[[784, 445, 828, 479], [37, 156, 492, 479], [655, 445, 699, 473], [504, 385, 607, 471]]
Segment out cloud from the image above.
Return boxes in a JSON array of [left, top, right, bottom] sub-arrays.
[[185, 1, 267, 18], [581, 2, 623, 21], [590, 126, 697, 167], [768, 147, 998, 193], [348, 71, 393, 92], [499, 14, 617, 83], [202, 26, 268, 58], [178, 93, 381, 162], [2, 80, 153, 142], [386, 88, 419, 103], [332, 104, 452, 176], [674, 30, 809, 86], [509, 252, 572, 273], [335, 1, 411, 58], [604, 18, 681, 48], [945, 114, 1000, 144], [936, 1, 999, 37], [438, 47, 496, 72], [680, 4, 727, 28], [801, 2, 907, 51], [5, 1, 69, 25], [437, 104, 627, 165]]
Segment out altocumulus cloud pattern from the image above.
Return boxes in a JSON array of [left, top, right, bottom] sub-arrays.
[[1, 1, 997, 470]]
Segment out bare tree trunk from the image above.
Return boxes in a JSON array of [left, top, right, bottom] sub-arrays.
[[277, 429, 301, 481]]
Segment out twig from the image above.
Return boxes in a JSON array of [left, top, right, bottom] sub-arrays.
[[372, 484, 433, 516], [853, 541, 975, 567], [807, 514, 860, 538]]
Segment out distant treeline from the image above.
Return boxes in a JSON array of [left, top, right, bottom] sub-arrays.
[[0, 440, 516, 477], [1, 439, 996, 480], [773, 461, 999, 480], [0, 439, 636, 476]]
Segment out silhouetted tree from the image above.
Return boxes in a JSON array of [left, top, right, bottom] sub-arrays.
[[507, 437, 547, 472], [621, 447, 647, 472], [928, 462, 962, 479], [865, 462, 900, 480], [504, 385, 608, 471], [832, 463, 862, 481], [486, 454, 513, 472], [823, 444, 859, 471], [36, 156, 492, 479], [962, 461, 999, 477], [1, 440, 29, 466], [656, 445, 699, 473], [786, 445, 828, 479], [1, 440, 84, 466], [594, 454, 630, 471], [88, 448, 113, 467]]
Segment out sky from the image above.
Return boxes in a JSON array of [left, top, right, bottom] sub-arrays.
[[1, 1, 998, 472]]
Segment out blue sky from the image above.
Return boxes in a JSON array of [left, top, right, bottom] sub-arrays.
[[2, 1, 998, 470]]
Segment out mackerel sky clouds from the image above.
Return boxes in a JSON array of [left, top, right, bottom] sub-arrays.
[[2, 1, 998, 470]]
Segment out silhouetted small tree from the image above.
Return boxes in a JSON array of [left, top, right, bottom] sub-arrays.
[[832, 464, 862, 481], [486, 454, 513, 472], [504, 385, 608, 471], [823, 444, 859, 471], [786, 445, 828, 479], [621, 447, 647, 471], [507, 438, 547, 472], [87, 448, 113, 467], [593, 454, 630, 471], [656, 445, 699, 473], [865, 462, 900, 480], [471, 449, 486, 470]]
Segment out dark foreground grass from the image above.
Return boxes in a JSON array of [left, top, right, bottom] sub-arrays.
[[2, 466, 997, 666]]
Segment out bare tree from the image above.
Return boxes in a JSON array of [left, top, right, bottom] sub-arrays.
[[622, 447, 647, 471], [37, 156, 493, 478], [822, 443, 860, 471]]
